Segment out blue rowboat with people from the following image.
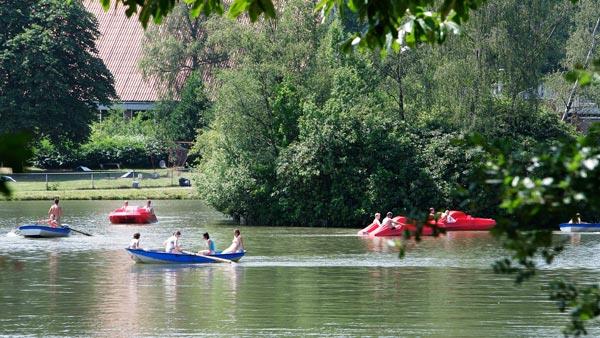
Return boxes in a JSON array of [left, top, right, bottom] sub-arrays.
[[125, 248, 245, 264]]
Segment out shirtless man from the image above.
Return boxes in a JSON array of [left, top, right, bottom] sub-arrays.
[[48, 198, 63, 226]]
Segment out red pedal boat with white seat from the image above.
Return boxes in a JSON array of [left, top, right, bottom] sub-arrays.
[[357, 211, 495, 237], [109, 206, 158, 224]]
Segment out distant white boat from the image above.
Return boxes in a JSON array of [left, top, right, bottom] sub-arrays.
[[559, 223, 600, 233]]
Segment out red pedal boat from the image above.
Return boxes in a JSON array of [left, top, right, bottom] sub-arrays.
[[109, 206, 158, 224], [358, 211, 495, 237]]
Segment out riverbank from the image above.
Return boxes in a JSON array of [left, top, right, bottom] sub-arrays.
[[3, 186, 198, 200]]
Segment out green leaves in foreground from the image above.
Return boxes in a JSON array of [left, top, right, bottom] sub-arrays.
[[102, 0, 483, 51], [103, 0, 273, 27], [565, 59, 600, 87], [470, 125, 600, 335], [548, 280, 600, 336]]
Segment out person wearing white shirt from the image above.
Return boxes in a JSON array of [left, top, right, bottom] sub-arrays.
[[164, 231, 182, 253], [381, 212, 397, 229], [129, 233, 141, 249]]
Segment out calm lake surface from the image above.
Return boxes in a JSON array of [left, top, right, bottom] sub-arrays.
[[0, 200, 598, 337]]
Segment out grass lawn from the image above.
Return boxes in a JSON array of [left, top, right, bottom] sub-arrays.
[[2, 169, 198, 200], [5, 186, 198, 200]]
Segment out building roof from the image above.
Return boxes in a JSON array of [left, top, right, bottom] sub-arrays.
[[84, 1, 159, 102]]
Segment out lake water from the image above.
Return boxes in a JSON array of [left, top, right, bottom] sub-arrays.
[[0, 200, 598, 336]]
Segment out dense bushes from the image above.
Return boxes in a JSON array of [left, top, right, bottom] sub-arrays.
[[79, 135, 150, 168], [31, 112, 171, 169], [32, 138, 80, 169]]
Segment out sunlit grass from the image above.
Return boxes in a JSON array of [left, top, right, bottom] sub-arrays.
[[2, 169, 198, 200], [6, 186, 198, 200]]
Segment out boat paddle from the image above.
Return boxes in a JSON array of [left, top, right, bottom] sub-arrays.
[[182, 250, 236, 264], [63, 225, 93, 236]]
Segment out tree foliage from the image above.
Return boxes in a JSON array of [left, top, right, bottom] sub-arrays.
[[0, 0, 115, 142], [101, 0, 485, 51], [152, 71, 211, 142], [139, 3, 227, 96], [189, 1, 576, 228]]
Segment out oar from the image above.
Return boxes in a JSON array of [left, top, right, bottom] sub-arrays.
[[182, 250, 236, 264], [63, 226, 93, 236]]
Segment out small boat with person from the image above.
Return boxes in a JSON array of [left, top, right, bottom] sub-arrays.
[[559, 223, 600, 233], [125, 248, 245, 264], [109, 204, 157, 224], [358, 210, 496, 237]]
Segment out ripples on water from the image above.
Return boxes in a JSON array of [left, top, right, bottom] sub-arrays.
[[0, 200, 599, 336]]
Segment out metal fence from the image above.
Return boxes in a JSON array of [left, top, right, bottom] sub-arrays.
[[6, 170, 183, 191]]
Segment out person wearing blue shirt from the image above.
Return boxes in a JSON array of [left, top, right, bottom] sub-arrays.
[[198, 232, 216, 255]]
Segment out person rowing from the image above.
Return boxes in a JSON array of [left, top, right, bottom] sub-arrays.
[[164, 231, 182, 253]]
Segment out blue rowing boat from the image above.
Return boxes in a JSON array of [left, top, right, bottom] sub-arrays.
[[125, 248, 245, 264], [559, 223, 600, 232], [18, 224, 71, 238]]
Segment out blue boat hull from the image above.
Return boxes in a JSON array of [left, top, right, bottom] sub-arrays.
[[125, 248, 245, 264], [18, 224, 71, 238], [559, 223, 600, 232]]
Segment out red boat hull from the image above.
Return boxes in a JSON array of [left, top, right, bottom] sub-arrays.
[[109, 207, 157, 224], [359, 211, 495, 237]]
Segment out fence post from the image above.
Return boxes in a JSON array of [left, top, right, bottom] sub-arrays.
[[45, 174, 48, 191], [91, 173, 95, 189]]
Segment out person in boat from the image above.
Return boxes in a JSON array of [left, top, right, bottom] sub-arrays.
[[129, 233, 141, 249], [145, 200, 154, 214], [164, 231, 182, 253], [222, 229, 245, 254], [373, 213, 382, 227], [380, 212, 398, 229], [198, 232, 216, 255], [122, 200, 129, 210], [429, 207, 435, 219], [48, 198, 63, 226], [359, 213, 381, 235], [441, 210, 456, 223], [568, 213, 583, 224], [40, 214, 59, 228]]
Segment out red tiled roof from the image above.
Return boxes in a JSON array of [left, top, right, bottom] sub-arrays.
[[84, 1, 159, 102]]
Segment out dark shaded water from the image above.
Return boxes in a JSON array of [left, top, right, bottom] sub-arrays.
[[0, 200, 598, 336]]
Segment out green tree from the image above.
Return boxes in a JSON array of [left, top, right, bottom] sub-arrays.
[[153, 71, 211, 142], [139, 3, 227, 96], [0, 0, 116, 142]]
